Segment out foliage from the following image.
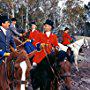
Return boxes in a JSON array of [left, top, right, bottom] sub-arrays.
[[0, 0, 88, 36], [61, 0, 85, 34]]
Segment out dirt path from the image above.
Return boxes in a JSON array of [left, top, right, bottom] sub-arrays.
[[71, 36, 90, 90]]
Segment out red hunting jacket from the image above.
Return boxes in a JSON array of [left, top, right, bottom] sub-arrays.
[[62, 32, 72, 45], [33, 32, 59, 64], [29, 30, 41, 46]]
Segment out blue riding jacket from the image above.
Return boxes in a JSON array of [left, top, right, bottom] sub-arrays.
[[0, 28, 16, 57]]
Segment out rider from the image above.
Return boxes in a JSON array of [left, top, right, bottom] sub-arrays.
[[62, 27, 73, 45], [24, 21, 41, 54], [0, 15, 17, 58], [0, 15, 17, 89], [62, 27, 75, 69], [31, 19, 59, 89], [10, 18, 23, 37], [32, 19, 59, 64], [9, 18, 23, 43]]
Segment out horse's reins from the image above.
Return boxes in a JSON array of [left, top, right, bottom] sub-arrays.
[[12, 79, 27, 85], [17, 40, 27, 48]]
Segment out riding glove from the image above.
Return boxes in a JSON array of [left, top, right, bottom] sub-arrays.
[[4, 52, 10, 57]]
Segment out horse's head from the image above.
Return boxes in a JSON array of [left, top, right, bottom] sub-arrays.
[[83, 38, 89, 49], [15, 50, 31, 76], [57, 49, 72, 89], [7, 49, 31, 90]]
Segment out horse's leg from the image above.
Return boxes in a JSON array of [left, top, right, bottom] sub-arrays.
[[74, 55, 79, 71]]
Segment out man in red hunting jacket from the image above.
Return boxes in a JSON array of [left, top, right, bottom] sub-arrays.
[[30, 19, 59, 90], [32, 19, 59, 65], [24, 21, 41, 54], [62, 27, 73, 45], [28, 22, 41, 47]]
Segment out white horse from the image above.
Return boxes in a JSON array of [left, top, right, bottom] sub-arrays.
[[58, 38, 89, 71]]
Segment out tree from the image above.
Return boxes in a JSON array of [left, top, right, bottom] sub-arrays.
[[84, 2, 90, 36], [60, 0, 85, 35], [0, 0, 59, 31]]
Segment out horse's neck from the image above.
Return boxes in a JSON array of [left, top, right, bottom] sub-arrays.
[[69, 39, 84, 51]]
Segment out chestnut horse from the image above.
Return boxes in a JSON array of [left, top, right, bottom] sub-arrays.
[[7, 47, 32, 90]]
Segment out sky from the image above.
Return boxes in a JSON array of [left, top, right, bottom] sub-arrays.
[[58, 0, 90, 8], [57, 0, 90, 30], [81, 0, 90, 5]]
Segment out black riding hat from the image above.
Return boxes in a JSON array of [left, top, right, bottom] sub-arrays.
[[11, 18, 17, 21], [64, 27, 69, 31], [0, 15, 10, 25], [44, 19, 54, 29]]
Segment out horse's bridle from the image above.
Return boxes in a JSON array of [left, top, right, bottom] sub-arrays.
[[13, 79, 27, 85]]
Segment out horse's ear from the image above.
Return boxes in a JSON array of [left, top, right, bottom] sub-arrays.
[[84, 38, 89, 48]]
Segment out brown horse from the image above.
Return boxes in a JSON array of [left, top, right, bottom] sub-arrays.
[[7, 47, 32, 90], [56, 48, 72, 90]]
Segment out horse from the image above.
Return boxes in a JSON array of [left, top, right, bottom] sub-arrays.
[[7, 47, 32, 90], [53, 47, 73, 90], [58, 38, 89, 71], [29, 46, 73, 90]]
